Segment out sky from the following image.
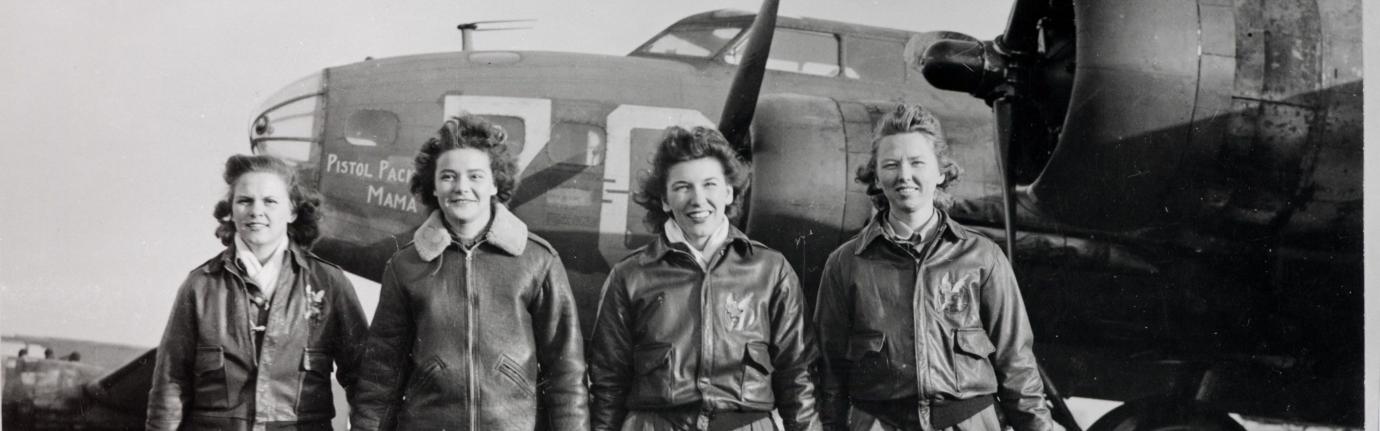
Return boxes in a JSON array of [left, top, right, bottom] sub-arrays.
[[0, 0, 1016, 348]]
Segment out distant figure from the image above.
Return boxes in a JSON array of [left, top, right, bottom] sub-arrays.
[[351, 114, 589, 430], [66, 352, 81, 362], [43, 348, 53, 360], [147, 154, 369, 430], [18, 348, 28, 358], [815, 105, 1059, 431]]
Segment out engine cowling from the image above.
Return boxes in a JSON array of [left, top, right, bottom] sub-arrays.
[[1030, 0, 1361, 252]]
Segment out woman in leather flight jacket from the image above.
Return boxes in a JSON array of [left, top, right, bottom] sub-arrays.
[[588, 126, 819, 431], [350, 115, 589, 431], [815, 105, 1059, 431], [147, 155, 369, 430]]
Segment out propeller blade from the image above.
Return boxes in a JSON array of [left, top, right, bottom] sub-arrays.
[[997, 92, 1084, 431], [1040, 363, 1082, 431], [717, 0, 779, 158], [999, 0, 1045, 55], [992, 97, 1018, 261]]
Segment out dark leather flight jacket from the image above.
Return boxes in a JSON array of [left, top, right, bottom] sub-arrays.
[[350, 207, 590, 431], [588, 226, 819, 431], [814, 210, 1058, 431], [147, 244, 369, 430]]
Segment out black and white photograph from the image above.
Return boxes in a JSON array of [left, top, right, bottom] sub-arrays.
[[1, 0, 1372, 430]]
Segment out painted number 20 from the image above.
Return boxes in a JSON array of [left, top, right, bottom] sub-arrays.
[[443, 95, 714, 265]]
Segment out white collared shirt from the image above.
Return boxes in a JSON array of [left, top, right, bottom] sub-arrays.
[[884, 207, 939, 246], [663, 217, 731, 270], [234, 235, 290, 297]]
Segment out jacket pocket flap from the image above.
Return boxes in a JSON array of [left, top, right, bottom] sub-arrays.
[[633, 343, 672, 376], [496, 356, 530, 382], [301, 349, 334, 372], [845, 333, 885, 361], [194, 346, 223, 373], [495, 356, 536, 397], [954, 329, 996, 358], [744, 342, 774, 373]]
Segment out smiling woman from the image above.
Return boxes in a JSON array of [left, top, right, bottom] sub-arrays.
[[350, 115, 590, 430], [212, 155, 323, 249], [146, 154, 369, 430], [229, 172, 297, 261], [588, 126, 819, 430]]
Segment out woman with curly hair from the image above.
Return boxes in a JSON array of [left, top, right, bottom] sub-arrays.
[[148, 154, 369, 430], [588, 125, 819, 431], [350, 114, 588, 431], [815, 104, 1057, 431]]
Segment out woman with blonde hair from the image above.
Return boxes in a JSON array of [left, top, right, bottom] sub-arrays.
[[148, 154, 368, 430]]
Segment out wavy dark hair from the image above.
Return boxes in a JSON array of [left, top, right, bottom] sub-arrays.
[[634, 126, 751, 233], [213, 154, 323, 247], [410, 114, 519, 210], [856, 104, 963, 212]]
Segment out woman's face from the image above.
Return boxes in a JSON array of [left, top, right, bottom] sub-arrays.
[[662, 157, 734, 242], [433, 148, 497, 229], [875, 132, 944, 216], [231, 172, 296, 251]]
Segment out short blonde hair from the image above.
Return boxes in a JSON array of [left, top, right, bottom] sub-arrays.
[[855, 104, 963, 211]]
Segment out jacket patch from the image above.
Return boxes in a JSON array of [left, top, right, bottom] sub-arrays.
[[304, 284, 326, 326], [724, 292, 757, 331], [939, 271, 979, 313]]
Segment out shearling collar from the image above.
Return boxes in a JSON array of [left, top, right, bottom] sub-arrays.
[[414, 204, 528, 261]]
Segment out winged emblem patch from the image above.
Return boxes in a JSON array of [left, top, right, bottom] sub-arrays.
[[939, 272, 979, 313], [724, 292, 757, 331]]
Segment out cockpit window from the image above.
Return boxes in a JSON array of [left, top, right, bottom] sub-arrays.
[[251, 72, 323, 164], [843, 37, 904, 81], [636, 26, 744, 58], [725, 28, 840, 77], [345, 109, 399, 147]]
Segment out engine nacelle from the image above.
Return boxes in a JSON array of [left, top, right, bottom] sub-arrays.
[[1030, 0, 1361, 252]]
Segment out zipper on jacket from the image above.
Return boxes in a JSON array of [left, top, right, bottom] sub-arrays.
[[910, 232, 944, 419], [700, 247, 735, 405], [228, 270, 270, 424], [462, 240, 485, 431], [913, 257, 929, 403], [699, 256, 714, 403], [666, 245, 716, 404], [228, 272, 259, 365]]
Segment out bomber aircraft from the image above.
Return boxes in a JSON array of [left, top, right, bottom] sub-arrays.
[[248, 0, 1365, 428], [8, 0, 1361, 429]]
